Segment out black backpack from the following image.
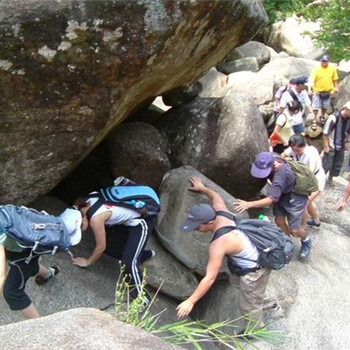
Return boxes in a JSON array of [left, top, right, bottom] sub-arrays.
[[86, 185, 160, 220], [211, 211, 294, 275]]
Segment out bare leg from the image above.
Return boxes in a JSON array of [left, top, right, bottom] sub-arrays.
[[37, 264, 51, 277], [291, 227, 307, 240], [275, 216, 290, 235], [21, 303, 40, 319], [307, 201, 320, 223]]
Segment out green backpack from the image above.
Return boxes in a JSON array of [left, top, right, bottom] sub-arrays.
[[286, 159, 319, 196]]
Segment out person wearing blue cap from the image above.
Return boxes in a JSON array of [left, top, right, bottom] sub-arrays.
[[234, 152, 311, 259], [177, 176, 277, 329], [309, 54, 339, 124]]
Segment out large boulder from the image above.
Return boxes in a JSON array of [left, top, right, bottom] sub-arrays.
[[198, 67, 229, 98], [0, 308, 184, 350], [0, 0, 268, 204], [162, 82, 203, 107], [107, 122, 171, 190], [217, 57, 259, 74], [191, 279, 241, 329], [337, 75, 350, 109], [231, 41, 271, 67], [143, 235, 199, 301], [157, 94, 268, 198], [266, 15, 325, 59], [226, 57, 318, 106], [156, 166, 248, 276]]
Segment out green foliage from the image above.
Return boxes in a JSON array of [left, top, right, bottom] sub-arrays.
[[264, 0, 350, 61], [263, 0, 313, 23], [114, 266, 285, 350]]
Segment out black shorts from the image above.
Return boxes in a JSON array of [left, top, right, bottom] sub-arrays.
[[3, 250, 40, 311]]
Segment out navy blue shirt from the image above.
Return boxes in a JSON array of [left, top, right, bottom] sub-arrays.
[[267, 162, 296, 202]]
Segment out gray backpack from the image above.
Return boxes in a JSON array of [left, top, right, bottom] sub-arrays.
[[211, 211, 294, 275], [0, 205, 71, 262]]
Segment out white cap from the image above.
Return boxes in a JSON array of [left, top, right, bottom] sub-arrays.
[[344, 101, 350, 110], [60, 208, 82, 246]]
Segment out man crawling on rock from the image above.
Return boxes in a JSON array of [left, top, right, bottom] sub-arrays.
[[176, 177, 279, 330]]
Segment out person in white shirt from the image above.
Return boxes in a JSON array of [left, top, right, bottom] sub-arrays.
[[273, 78, 297, 117], [280, 76, 315, 133], [282, 134, 325, 229], [73, 190, 155, 302]]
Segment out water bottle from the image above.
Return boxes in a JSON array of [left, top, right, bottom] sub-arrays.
[[258, 214, 270, 222]]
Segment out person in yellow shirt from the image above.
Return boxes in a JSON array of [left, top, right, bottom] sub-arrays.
[[309, 54, 339, 124]]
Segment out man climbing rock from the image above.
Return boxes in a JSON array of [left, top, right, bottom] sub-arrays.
[[177, 177, 277, 330], [235, 152, 311, 259]]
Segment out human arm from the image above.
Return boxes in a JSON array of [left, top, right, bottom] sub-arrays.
[[322, 133, 330, 154], [176, 244, 225, 318], [234, 197, 274, 213], [72, 212, 109, 267], [188, 176, 227, 211], [0, 245, 6, 296], [338, 182, 350, 211]]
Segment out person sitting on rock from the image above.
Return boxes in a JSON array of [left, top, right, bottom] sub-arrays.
[[281, 134, 326, 229], [279, 76, 314, 133], [73, 185, 156, 302], [309, 54, 339, 125], [177, 177, 278, 329], [322, 102, 350, 186], [0, 208, 81, 319], [270, 100, 302, 154], [234, 152, 311, 259]]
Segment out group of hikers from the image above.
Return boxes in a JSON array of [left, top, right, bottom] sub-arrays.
[[1, 53, 350, 335]]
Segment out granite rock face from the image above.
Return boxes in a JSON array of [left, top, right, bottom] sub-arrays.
[[0, 0, 268, 204], [0, 308, 185, 350], [158, 94, 269, 198]]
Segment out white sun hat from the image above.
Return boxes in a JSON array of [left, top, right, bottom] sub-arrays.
[[60, 208, 82, 246]]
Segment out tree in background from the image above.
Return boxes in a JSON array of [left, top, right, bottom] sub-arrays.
[[264, 0, 350, 61]]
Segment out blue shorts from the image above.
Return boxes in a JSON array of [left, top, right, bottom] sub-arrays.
[[273, 192, 308, 230], [292, 122, 305, 134]]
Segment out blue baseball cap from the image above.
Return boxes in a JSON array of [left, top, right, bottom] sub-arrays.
[[321, 54, 330, 62], [251, 152, 275, 179], [179, 204, 216, 232], [295, 76, 308, 85]]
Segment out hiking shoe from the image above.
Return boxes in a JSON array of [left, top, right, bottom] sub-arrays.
[[307, 219, 321, 229], [140, 250, 155, 263], [35, 266, 60, 285], [300, 240, 312, 259]]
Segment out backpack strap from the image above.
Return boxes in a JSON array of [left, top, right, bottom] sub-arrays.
[[288, 88, 299, 103], [211, 225, 236, 243], [215, 210, 237, 221], [86, 198, 105, 221]]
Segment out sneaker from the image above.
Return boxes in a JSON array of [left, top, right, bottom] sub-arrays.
[[307, 219, 321, 229], [140, 250, 155, 263], [300, 240, 312, 259], [264, 303, 285, 319], [35, 266, 60, 285]]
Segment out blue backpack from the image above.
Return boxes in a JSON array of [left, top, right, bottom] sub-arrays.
[[0, 205, 72, 262], [86, 185, 161, 220]]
